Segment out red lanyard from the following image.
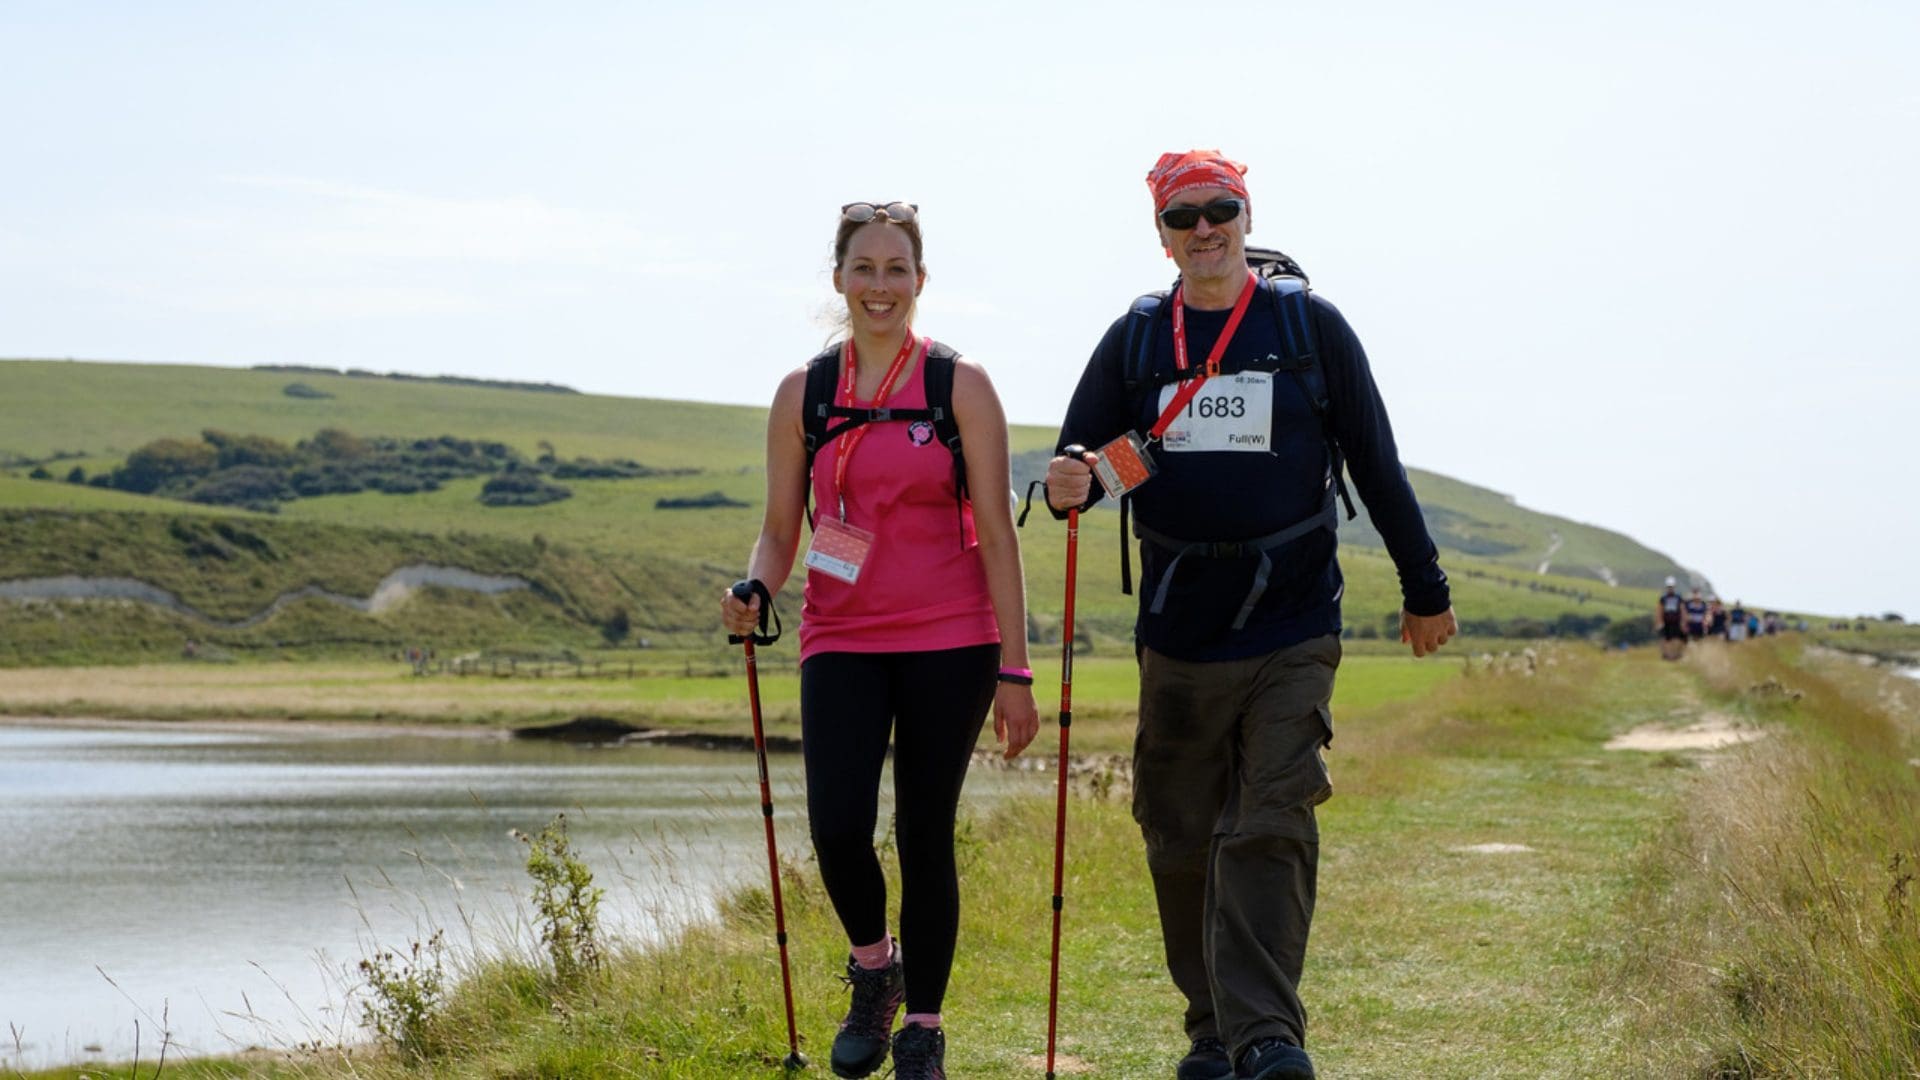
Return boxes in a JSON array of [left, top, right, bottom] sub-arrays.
[[831, 330, 924, 518], [1148, 270, 1259, 441]]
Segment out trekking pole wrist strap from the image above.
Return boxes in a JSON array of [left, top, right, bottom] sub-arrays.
[[728, 578, 783, 646]]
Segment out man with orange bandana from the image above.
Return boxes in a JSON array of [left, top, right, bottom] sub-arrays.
[[1042, 151, 1457, 1080]]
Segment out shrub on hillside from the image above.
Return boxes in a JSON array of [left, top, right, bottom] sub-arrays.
[[654, 490, 749, 510], [551, 458, 651, 479], [27, 466, 51, 480], [210, 520, 279, 559], [102, 429, 679, 511], [287, 464, 366, 497], [169, 518, 242, 561], [1604, 617, 1656, 647], [302, 428, 368, 461], [1503, 617, 1550, 639], [184, 465, 293, 509], [1551, 612, 1612, 638], [65, 465, 86, 484], [282, 382, 333, 399], [480, 473, 572, 507], [203, 429, 299, 470], [113, 437, 217, 494], [364, 471, 441, 495]]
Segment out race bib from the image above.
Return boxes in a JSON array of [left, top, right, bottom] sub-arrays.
[[1156, 371, 1274, 452], [804, 517, 874, 584]]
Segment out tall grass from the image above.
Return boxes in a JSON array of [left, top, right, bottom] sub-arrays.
[[1614, 640, 1920, 1077]]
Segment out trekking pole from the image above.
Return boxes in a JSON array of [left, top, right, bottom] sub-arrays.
[[1044, 447, 1086, 1080], [730, 579, 806, 1071]]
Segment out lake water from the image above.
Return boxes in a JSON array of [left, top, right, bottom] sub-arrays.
[[0, 720, 1039, 1070]]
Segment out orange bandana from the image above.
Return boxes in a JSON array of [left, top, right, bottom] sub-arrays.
[[1146, 150, 1250, 210]]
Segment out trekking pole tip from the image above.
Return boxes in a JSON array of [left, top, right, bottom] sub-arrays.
[[783, 1051, 809, 1070]]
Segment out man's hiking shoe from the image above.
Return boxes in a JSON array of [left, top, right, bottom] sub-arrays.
[[828, 950, 904, 1078], [1236, 1037, 1315, 1080], [1177, 1035, 1233, 1080], [890, 1023, 946, 1080]]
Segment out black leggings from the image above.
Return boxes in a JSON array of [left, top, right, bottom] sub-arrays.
[[800, 644, 997, 1015]]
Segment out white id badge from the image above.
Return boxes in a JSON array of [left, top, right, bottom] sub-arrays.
[[804, 517, 875, 584], [1156, 371, 1275, 452]]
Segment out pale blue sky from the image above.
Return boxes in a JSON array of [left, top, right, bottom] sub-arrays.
[[3, 1, 1916, 619]]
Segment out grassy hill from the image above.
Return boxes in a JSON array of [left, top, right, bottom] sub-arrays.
[[0, 359, 1689, 662]]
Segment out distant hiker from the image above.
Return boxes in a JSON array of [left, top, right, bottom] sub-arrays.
[[1657, 578, 1687, 660], [1728, 599, 1749, 642], [720, 200, 1038, 1080], [1683, 587, 1708, 641], [1041, 150, 1456, 1080], [1707, 595, 1728, 638]]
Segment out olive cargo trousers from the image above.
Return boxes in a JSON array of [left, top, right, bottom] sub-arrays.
[[1133, 634, 1339, 1056]]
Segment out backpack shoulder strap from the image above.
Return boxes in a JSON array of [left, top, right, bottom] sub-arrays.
[[1121, 288, 1173, 405], [1262, 275, 1356, 521], [921, 342, 964, 484], [800, 345, 842, 529], [801, 345, 842, 461], [921, 342, 973, 548]]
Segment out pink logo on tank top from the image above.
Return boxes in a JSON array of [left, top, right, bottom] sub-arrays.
[[908, 421, 934, 446]]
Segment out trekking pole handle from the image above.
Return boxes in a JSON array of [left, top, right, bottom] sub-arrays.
[[1062, 444, 1096, 514], [728, 579, 782, 646], [1017, 445, 1094, 529]]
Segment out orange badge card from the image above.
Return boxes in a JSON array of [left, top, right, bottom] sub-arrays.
[[804, 516, 875, 584], [1090, 431, 1158, 499]]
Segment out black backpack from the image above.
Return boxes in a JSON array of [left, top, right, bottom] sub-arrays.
[[1110, 247, 1357, 595], [800, 341, 969, 537]]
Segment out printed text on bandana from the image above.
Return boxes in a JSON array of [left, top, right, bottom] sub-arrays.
[[1155, 371, 1274, 451]]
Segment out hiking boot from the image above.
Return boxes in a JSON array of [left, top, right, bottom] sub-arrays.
[[1236, 1037, 1315, 1080], [890, 1023, 946, 1080], [1177, 1035, 1233, 1080], [828, 950, 903, 1078]]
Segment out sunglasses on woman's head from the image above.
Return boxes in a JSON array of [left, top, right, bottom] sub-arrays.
[[1158, 198, 1245, 230], [842, 201, 918, 224]]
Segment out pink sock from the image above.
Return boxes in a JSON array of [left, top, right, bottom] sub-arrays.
[[851, 933, 894, 970], [903, 1013, 941, 1029]]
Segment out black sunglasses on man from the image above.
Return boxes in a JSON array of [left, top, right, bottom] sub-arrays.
[[1158, 198, 1245, 231]]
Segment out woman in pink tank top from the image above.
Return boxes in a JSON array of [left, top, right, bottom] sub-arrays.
[[719, 201, 1037, 1080]]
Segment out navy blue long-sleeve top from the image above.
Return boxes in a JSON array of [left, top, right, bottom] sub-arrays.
[[1054, 280, 1450, 661]]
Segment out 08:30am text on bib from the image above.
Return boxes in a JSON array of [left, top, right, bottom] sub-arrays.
[[1156, 371, 1274, 452]]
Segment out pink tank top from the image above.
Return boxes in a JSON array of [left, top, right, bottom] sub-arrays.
[[799, 346, 1000, 661]]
